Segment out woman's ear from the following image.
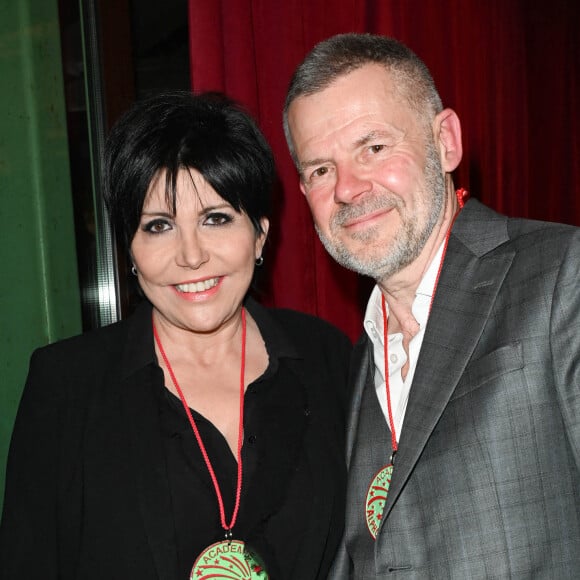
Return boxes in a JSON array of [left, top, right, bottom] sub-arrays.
[[433, 108, 463, 172], [256, 217, 270, 258]]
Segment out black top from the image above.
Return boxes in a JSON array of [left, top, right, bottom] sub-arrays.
[[160, 298, 335, 577], [0, 298, 352, 580]]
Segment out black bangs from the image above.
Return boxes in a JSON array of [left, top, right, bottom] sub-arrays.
[[103, 91, 275, 248]]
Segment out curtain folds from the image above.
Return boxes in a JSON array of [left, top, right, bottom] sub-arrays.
[[188, 0, 579, 340]]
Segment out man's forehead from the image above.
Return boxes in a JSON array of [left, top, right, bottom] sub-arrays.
[[291, 102, 406, 154], [290, 67, 402, 123]]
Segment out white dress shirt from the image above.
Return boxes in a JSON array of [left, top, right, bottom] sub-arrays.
[[363, 241, 445, 441]]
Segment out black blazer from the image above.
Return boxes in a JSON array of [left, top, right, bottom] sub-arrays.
[[0, 299, 352, 580]]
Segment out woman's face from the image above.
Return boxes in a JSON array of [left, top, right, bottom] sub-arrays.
[[131, 168, 268, 335]]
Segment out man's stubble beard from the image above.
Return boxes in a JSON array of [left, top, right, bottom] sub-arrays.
[[314, 143, 446, 281]]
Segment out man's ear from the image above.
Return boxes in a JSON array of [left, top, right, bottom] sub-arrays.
[[433, 108, 463, 172]]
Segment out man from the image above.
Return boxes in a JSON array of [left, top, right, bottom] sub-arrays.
[[284, 33, 580, 578]]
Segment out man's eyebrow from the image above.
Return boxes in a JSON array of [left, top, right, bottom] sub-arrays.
[[298, 130, 395, 175], [299, 157, 332, 173], [354, 130, 388, 148]]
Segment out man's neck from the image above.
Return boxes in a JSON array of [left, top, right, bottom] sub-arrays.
[[377, 188, 458, 336]]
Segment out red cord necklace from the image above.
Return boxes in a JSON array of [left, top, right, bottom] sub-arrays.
[[153, 308, 268, 578], [365, 189, 468, 540]]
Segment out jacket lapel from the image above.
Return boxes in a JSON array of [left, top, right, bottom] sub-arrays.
[[346, 336, 374, 466], [120, 304, 180, 580], [381, 200, 515, 518]]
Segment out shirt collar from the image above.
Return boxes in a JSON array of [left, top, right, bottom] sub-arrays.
[[363, 240, 445, 343], [244, 296, 301, 362], [120, 296, 301, 380]]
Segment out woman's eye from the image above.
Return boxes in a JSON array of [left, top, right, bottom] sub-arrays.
[[143, 219, 171, 234], [205, 212, 233, 226]]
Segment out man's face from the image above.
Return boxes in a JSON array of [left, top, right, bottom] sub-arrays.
[[287, 63, 447, 282]]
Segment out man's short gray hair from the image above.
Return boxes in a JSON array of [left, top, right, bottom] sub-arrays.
[[283, 33, 443, 166]]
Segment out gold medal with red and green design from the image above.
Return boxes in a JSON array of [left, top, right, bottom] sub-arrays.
[[365, 460, 394, 539], [190, 539, 268, 579], [154, 309, 269, 579]]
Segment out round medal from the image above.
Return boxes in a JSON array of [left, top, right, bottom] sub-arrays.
[[190, 539, 269, 579], [365, 464, 393, 539]]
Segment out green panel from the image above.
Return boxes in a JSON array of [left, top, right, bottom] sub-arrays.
[[0, 0, 82, 509]]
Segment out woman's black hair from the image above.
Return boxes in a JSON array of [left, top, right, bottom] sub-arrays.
[[102, 91, 275, 248]]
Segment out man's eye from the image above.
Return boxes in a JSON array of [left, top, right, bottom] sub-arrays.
[[310, 166, 329, 180], [143, 219, 171, 234], [369, 144, 385, 153], [205, 212, 233, 226]]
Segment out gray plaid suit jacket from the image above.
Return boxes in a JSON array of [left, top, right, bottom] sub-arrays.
[[330, 199, 580, 579]]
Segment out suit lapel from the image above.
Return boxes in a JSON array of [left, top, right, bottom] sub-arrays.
[[346, 336, 374, 466], [121, 364, 181, 580], [381, 200, 515, 519], [119, 304, 180, 580]]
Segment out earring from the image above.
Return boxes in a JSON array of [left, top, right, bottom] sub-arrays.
[[255, 256, 264, 267], [131, 265, 138, 276]]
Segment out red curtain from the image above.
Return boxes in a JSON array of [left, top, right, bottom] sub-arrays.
[[188, 0, 580, 341]]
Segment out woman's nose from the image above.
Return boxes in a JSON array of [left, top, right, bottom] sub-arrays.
[[176, 230, 209, 269]]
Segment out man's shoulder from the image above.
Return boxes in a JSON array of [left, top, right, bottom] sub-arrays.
[[506, 214, 579, 241], [458, 198, 579, 255], [503, 213, 580, 268]]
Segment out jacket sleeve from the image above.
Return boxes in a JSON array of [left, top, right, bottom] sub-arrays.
[[551, 228, 580, 467], [328, 537, 353, 579], [0, 348, 62, 579]]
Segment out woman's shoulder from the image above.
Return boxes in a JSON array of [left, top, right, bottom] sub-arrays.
[[251, 300, 351, 349], [29, 303, 149, 373], [33, 316, 129, 360], [271, 306, 346, 333]]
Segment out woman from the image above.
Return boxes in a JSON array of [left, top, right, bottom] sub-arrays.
[[0, 92, 351, 579]]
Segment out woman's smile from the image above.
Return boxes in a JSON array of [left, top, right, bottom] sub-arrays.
[[171, 276, 223, 301]]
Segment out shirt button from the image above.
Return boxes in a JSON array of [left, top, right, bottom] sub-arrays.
[[390, 354, 398, 363], [248, 435, 257, 444]]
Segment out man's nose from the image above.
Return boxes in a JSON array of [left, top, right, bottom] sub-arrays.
[[333, 163, 372, 204]]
